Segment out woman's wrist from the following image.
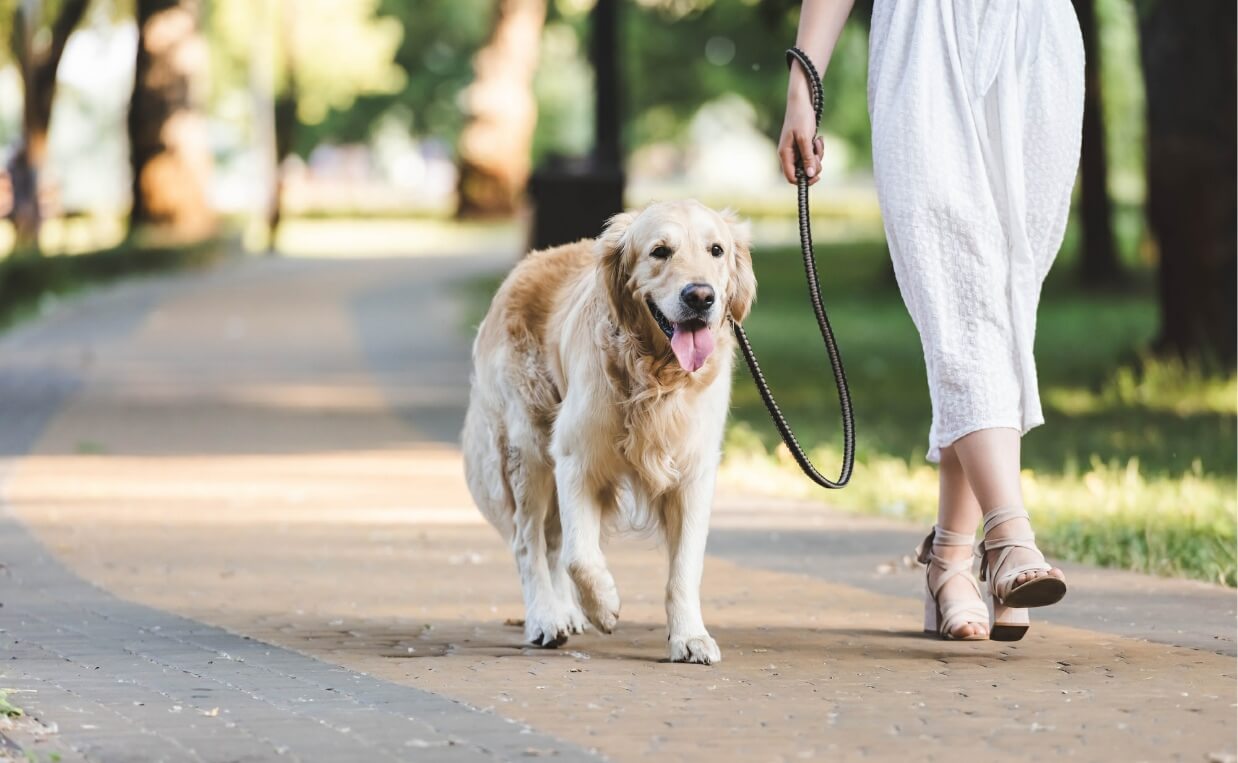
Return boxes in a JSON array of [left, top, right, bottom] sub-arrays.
[[786, 70, 813, 106]]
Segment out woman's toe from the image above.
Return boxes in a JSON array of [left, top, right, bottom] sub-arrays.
[[953, 622, 984, 639]]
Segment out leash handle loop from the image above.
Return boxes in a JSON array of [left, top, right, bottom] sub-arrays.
[[730, 45, 856, 489], [786, 46, 825, 125]]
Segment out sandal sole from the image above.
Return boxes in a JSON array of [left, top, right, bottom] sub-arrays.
[[1002, 576, 1067, 608]]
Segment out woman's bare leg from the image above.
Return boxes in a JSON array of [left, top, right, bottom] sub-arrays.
[[949, 427, 1065, 586], [933, 444, 986, 638]]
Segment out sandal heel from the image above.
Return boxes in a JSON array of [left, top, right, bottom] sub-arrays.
[[923, 592, 939, 634], [988, 595, 1030, 642]]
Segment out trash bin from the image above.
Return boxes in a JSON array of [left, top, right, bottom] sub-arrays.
[[527, 156, 625, 252]]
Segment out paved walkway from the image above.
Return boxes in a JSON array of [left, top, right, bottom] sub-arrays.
[[0, 250, 1234, 762]]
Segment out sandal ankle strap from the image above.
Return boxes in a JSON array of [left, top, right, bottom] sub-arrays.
[[932, 525, 975, 546], [915, 525, 976, 565], [975, 505, 1036, 560], [981, 505, 1030, 535]]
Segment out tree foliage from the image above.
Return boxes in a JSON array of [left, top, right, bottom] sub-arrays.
[[207, 0, 406, 150], [267, 0, 491, 155], [622, 0, 870, 157]]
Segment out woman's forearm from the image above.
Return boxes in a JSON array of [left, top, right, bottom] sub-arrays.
[[779, 0, 856, 183], [789, 0, 856, 99]]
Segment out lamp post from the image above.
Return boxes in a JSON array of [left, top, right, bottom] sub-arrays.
[[527, 0, 626, 251]]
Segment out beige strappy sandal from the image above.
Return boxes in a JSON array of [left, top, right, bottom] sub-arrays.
[[976, 505, 1067, 641], [916, 526, 989, 641]]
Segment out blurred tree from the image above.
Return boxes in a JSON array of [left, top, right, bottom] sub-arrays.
[[624, 0, 871, 160], [209, 0, 404, 129], [456, 0, 547, 217], [128, 0, 214, 239], [1073, 0, 1122, 287], [1095, 0, 1145, 205], [208, 0, 403, 233], [267, 2, 295, 248], [6, 0, 91, 256], [1138, 0, 1236, 363], [295, 0, 488, 156]]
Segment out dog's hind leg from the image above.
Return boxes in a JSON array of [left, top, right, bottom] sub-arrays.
[[505, 445, 578, 647]]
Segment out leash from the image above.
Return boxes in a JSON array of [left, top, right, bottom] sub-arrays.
[[730, 46, 855, 489]]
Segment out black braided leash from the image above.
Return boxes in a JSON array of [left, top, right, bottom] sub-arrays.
[[730, 46, 855, 489]]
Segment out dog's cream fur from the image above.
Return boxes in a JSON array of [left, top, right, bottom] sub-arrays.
[[462, 200, 755, 664]]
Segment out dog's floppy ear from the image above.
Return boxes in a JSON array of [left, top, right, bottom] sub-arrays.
[[723, 209, 756, 324], [598, 211, 638, 327]]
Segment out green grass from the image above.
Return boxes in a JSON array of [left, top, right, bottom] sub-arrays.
[[0, 688, 24, 718], [735, 237, 1235, 586], [0, 236, 236, 331], [461, 228, 1237, 587]]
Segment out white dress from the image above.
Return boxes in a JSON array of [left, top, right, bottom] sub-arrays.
[[868, 0, 1085, 462]]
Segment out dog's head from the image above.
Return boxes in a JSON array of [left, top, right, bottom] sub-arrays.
[[598, 201, 756, 374]]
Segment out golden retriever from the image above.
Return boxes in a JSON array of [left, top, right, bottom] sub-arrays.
[[462, 200, 755, 664]]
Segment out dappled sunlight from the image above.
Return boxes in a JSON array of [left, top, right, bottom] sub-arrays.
[[0, 0, 1230, 757], [0, 217, 128, 258], [264, 217, 523, 259], [106, 378, 468, 414], [1045, 357, 1238, 416], [720, 432, 1237, 586], [7, 448, 481, 529]]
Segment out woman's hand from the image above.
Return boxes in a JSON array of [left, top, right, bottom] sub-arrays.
[[778, 76, 824, 186]]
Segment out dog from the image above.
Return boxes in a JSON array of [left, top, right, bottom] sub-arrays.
[[462, 200, 756, 664]]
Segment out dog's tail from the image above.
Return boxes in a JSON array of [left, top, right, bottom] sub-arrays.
[[461, 396, 517, 542]]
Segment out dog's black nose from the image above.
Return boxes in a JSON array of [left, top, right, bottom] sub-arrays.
[[680, 283, 715, 312]]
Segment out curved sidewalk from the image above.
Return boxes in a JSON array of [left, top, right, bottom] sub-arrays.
[[1, 251, 1233, 762]]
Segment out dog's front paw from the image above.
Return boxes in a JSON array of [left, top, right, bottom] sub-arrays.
[[524, 605, 574, 648], [569, 562, 621, 634], [669, 633, 721, 665], [553, 582, 589, 635], [563, 602, 589, 635]]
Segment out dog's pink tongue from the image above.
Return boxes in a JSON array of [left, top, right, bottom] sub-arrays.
[[670, 324, 715, 373]]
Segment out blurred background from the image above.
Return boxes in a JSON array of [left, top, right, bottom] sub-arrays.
[[0, 0, 1233, 584]]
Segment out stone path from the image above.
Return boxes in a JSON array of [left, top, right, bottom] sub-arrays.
[[0, 258, 593, 761], [0, 250, 1233, 762]]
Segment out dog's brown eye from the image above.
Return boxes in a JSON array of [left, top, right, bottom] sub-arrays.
[[650, 245, 672, 259], [711, 244, 724, 258]]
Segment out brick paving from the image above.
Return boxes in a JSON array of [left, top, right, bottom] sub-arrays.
[[0, 261, 593, 762], [0, 252, 1233, 762]]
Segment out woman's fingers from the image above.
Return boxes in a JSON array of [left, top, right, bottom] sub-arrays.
[[778, 139, 799, 184], [778, 128, 825, 185], [795, 132, 819, 180], [809, 136, 824, 185]]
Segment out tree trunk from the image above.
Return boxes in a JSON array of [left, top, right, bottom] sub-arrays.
[[267, 0, 297, 251], [128, 0, 215, 240], [456, 0, 547, 218], [7, 0, 91, 256], [1138, 1, 1237, 363], [1072, 0, 1122, 287]]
